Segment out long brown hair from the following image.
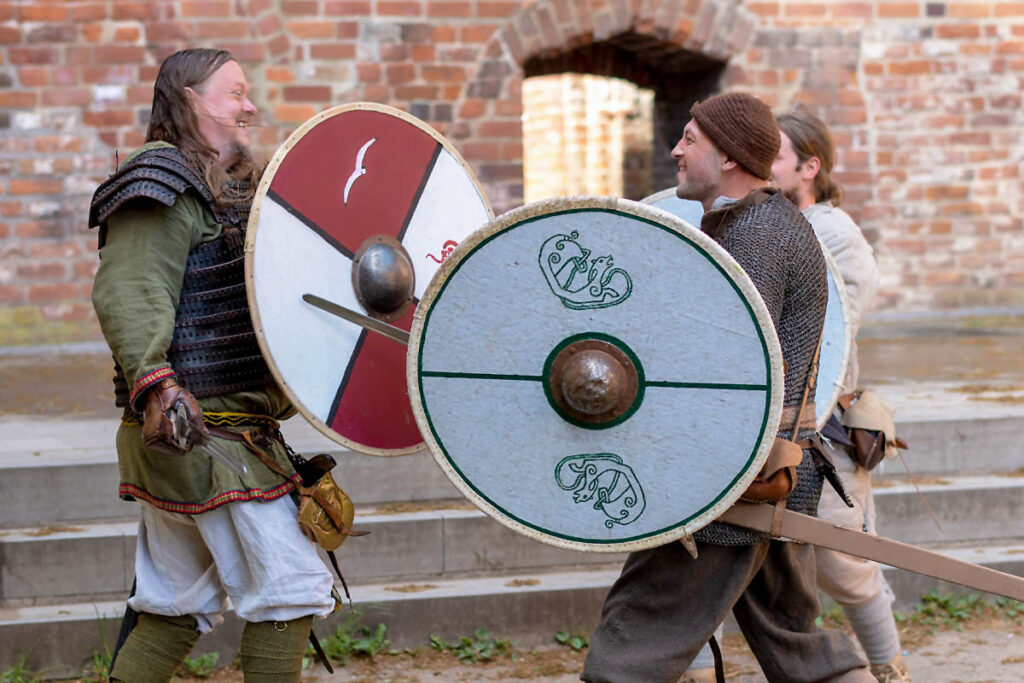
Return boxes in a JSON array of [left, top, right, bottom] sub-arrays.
[[776, 110, 843, 206], [147, 48, 261, 205]]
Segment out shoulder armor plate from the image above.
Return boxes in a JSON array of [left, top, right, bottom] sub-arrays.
[[88, 147, 215, 248]]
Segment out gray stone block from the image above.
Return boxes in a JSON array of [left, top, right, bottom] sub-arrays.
[[0, 462, 134, 529], [0, 523, 134, 600], [441, 512, 627, 572], [874, 476, 1024, 545]]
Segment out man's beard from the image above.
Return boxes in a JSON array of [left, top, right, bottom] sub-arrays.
[[227, 138, 253, 172], [676, 174, 716, 205]]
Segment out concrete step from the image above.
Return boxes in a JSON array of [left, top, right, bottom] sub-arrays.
[[0, 568, 619, 678], [5, 540, 1024, 679], [4, 474, 1022, 604], [871, 380, 1024, 477], [0, 503, 623, 603], [874, 474, 1024, 545], [3, 391, 1024, 530], [0, 416, 457, 529]]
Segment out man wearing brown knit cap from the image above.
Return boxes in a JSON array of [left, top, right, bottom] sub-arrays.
[[581, 92, 872, 683]]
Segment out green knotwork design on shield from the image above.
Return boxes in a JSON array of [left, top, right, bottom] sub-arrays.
[[555, 453, 646, 528], [539, 231, 632, 309]]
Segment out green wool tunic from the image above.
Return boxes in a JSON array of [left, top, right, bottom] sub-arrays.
[[92, 142, 300, 514]]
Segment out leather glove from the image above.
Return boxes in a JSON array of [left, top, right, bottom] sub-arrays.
[[142, 377, 207, 456]]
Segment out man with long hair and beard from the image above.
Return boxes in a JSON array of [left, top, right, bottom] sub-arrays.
[[89, 49, 336, 682]]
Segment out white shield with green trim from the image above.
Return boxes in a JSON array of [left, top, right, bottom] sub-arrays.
[[641, 187, 850, 431], [407, 197, 784, 553]]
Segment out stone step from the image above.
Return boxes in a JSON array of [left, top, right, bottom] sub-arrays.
[[0, 417, 456, 529], [1, 380, 1022, 528], [4, 541, 1024, 679], [873, 474, 1024, 545], [0, 568, 618, 678], [4, 475, 1023, 604], [870, 380, 1024, 477], [0, 503, 622, 603]]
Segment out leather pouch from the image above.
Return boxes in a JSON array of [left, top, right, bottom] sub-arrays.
[[741, 437, 803, 503], [223, 429, 366, 552], [840, 389, 908, 472], [296, 471, 356, 552], [849, 428, 886, 471]]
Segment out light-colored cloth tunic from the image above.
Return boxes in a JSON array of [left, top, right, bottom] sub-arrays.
[[803, 201, 879, 393], [805, 201, 886, 607]]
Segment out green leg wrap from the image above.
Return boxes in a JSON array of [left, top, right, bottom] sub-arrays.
[[109, 613, 200, 683], [240, 615, 314, 682]]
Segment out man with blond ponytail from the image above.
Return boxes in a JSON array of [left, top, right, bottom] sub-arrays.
[[89, 49, 336, 682], [772, 109, 909, 683]]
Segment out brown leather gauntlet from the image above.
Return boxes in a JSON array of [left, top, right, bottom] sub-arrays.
[[141, 378, 207, 456]]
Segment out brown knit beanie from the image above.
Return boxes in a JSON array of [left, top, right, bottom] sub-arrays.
[[690, 93, 781, 180]]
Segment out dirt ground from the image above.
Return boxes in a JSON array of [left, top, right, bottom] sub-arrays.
[[143, 616, 1024, 683]]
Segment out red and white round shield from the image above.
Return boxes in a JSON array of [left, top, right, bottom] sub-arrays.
[[246, 103, 492, 456]]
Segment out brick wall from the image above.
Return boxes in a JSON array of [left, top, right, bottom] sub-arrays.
[[1, 0, 1022, 344], [727, 1, 1024, 310], [522, 73, 653, 202]]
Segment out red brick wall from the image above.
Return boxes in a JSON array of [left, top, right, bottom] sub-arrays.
[[522, 73, 654, 202], [1, 0, 1022, 343], [725, 1, 1024, 310]]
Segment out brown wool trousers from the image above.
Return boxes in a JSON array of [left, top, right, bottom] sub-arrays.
[[581, 538, 868, 683]]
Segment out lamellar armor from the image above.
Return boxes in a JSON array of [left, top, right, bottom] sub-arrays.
[[89, 146, 273, 408]]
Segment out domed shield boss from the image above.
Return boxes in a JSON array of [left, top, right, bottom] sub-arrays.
[[640, 188, 851, 430], [246, 103, 492, 455], [408, 197, 785, 552]]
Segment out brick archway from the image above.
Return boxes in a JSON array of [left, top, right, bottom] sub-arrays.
[[456, 0, 758, 211]]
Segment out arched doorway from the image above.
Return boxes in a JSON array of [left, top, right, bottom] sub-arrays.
[[522, 37, 725, 200]]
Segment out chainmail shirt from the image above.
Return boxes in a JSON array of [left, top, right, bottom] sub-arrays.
[[695, 188, 828, 546]]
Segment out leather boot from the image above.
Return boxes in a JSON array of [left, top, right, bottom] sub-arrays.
[[109, 613, 200, 683], [240, 615, 314, 682], [824, 667, 877, 683], [870, 653, 910, 682], [678, 667, 717, 682]]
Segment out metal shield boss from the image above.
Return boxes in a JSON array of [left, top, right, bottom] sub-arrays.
[[246, 103, 493, 456], [408, 197, 785, 553], [640, 188, 851, 429]]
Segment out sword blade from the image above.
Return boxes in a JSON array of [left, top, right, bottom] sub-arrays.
[[302, 293, 410, 346], [719, 502, 1024, 602], [194, 435, 248, 477]]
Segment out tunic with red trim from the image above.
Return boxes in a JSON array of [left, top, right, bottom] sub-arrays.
[[91, 142, 301, 514]]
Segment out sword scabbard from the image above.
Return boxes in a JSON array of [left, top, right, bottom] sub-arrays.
[[719, 502, 1024, 603]]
